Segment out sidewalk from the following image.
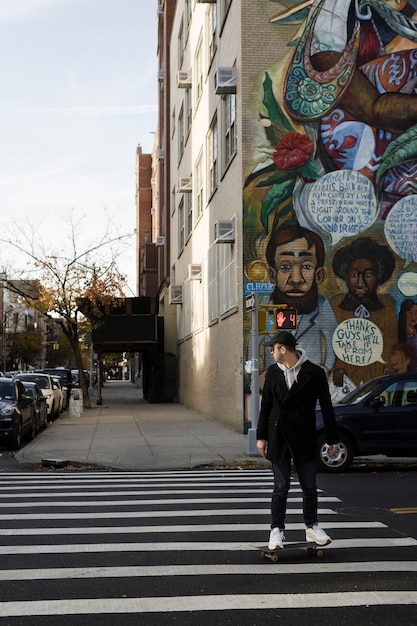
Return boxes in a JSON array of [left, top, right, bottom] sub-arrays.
[[14, 380, 268, 471]]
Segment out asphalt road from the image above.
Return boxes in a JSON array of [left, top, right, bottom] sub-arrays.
[[0, 466, 416, 624]]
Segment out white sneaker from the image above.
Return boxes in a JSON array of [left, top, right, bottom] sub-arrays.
[[268, 528, 285, 550], [305, 524, 331, 546]]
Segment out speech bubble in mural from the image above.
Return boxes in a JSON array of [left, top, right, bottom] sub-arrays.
[[332, 318, 385, 366], [307, 170, 378, 245], [398, 271, 417, 296], [384, 195, 417, 263]]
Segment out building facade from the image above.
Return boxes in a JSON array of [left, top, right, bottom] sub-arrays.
[[149, 0, 417, 432]]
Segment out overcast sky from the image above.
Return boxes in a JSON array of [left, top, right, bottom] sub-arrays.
[[0, 0, 158, 293]]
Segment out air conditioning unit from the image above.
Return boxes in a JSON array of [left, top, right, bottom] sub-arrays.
[[157, 4, 164, 15], [158, 70, 164, 82], [155, 235, 165, 246], [214, 67, 237, 94], [150, 177, 156, 184], [177, 71, 191, 88], [188, 264, 202, 280], [214, 219, 235, 244], [169, 284, 183, 305], [158, 149, 165, 161], [176, 177, 192, 193]]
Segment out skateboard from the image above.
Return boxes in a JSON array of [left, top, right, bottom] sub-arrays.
[[255, 540, 330, 562]]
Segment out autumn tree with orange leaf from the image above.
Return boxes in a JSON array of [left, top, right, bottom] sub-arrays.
[[1, 216, 132, 408]]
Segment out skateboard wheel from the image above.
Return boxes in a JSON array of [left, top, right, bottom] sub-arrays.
[[316, 549, 324, 558], [270, 553, 278, 562]]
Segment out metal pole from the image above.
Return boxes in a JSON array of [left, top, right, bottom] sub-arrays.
[[248, 293, 260, 455]]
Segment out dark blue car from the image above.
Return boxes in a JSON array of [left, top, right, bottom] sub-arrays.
[[316, 372, 417, 472]]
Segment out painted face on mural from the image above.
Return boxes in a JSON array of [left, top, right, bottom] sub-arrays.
[[269, 237, 324, 314], [390, 348, 410, 373], [346, 258, 378, 299]]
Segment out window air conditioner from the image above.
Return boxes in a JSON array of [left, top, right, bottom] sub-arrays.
[[177, 71, 191, 88], [214, 67, 237, 94], [158, 149, 165, 161], [155, 236, 165, 246], [157, 4, 164, 15], [188, 264, 202, 280], [176, 177, 192, 193], [169, 284, 183, 305], [158, 70, 164, 82], [214, 219, 235, 244]]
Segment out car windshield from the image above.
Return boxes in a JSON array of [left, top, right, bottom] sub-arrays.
[[337, 377, 387, 405], [0, 381, 15, 400], [18, 375, 49, 390]]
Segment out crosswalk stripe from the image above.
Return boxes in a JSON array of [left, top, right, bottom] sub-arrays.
[[0, 537, 415, 555], [1, 591, 417, 616], [2, 488, 333, 498], [0, 498, 339, 508], [0, 561, 417, 581], [0, 521, 385, 536]]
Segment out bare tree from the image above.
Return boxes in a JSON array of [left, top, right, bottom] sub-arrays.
[[1, 215, 132, 408]]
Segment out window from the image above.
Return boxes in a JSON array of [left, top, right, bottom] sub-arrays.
[[186, 87, 192, 135], [208, 115, 218, 196], [185, 0, 192, 29], [208, 244, 218, 322], [208, 5, 217, 62], [178, 104, 185, 161], [195, 41, 203, 105], [178, 197, 185, 253], [178, 20, 185, 68], [219, 240, 237, 314], [224, 93, 236, 167], [186, 191, 193, 239], [171, 106, 175, 138], [195, 154, 204, 219]]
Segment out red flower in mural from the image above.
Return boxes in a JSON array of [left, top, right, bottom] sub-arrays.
[[273, 132, 313, 170]]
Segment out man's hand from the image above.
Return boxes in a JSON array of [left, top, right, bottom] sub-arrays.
[[257, 439, 267, 457], [328, 444, 339, 457]]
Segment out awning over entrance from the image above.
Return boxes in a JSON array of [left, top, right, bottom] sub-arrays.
[[90, 297, 161, 354]]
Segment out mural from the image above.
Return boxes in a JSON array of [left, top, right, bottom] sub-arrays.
[[243, 0, 417, 418]]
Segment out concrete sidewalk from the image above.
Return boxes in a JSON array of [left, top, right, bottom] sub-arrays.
[[14, 380, 267, 471]]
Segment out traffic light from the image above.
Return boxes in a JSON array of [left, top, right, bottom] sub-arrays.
[[258, 309, 267, 332], [274, 307, 297, 331]]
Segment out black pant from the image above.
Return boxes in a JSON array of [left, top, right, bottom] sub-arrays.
[[271, 448, 318, 529]]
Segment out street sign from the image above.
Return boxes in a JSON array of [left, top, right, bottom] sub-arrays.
[[245, 293, 256, 311]]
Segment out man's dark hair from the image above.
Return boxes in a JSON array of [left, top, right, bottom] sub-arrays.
[[266, 225, 325, 269], [332, 237, 395, 285]]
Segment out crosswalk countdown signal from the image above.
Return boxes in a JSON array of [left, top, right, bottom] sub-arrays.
[[274, 307, 297, 331]]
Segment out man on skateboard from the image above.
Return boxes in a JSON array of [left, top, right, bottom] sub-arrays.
[[256, 331, 340, 550]]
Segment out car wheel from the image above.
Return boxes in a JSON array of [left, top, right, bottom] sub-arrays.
[[29, 414, 38, 440], [318, 432, 354, 472], [7, 419, 23, 450]]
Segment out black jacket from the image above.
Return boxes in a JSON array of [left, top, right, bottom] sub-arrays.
[[257, 359, 340, 464]]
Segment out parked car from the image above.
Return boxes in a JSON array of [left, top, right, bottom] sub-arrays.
[[316, 372, 417, 472], [0, 377, 36, 449], [22, 381, 48, 431], [15, 373, 60, 420], [37, 368, 73, 408], [51, 377, 65, 413]]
